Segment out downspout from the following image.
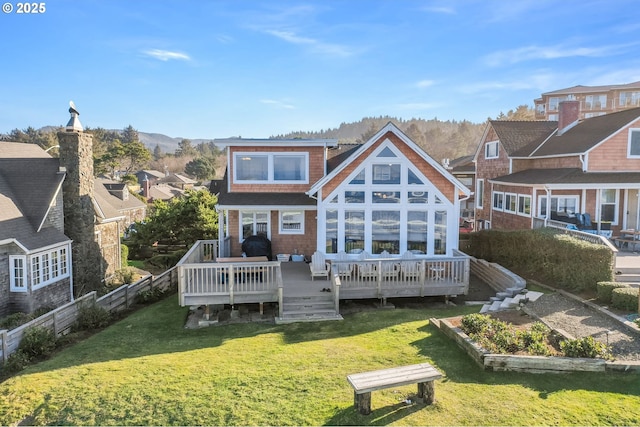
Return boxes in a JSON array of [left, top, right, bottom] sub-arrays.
[[544, 186, 551, 227]]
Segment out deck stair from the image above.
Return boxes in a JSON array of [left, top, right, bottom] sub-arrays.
[[276, 293, 343, 324], [615, 266, 640, 284]]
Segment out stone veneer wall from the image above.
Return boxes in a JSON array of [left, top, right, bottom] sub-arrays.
[[58, 130, 104, 295]]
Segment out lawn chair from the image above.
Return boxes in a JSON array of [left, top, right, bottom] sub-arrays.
[[379, 250, 399, 279], [581, 213, 595, 230], [334, 251, 354, 278], [309, 251, 330, 280], [357, 251, 378, 279], [400, 251, 421, 280]]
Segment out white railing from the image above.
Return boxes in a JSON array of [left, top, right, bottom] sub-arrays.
[[178, 261, 282, 306], [532, 218, 616, 249], [178, 240, 219, 264], [330, 254, 469, 297]]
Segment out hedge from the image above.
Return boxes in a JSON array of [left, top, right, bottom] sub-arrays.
[[596, 281, 630, 303], [611, 287, 639, 312], [465, 228, 613, 292]]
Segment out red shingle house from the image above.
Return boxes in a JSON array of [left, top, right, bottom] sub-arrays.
[[474, 102, 640, 234], [214, 122, 471, 259]]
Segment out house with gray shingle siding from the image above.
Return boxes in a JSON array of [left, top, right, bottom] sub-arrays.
[[474, 102, 640, 234]]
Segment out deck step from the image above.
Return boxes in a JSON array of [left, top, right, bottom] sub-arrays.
[[489, 300, 503, 312]]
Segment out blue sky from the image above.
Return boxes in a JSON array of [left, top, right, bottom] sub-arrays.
[[1, 0, 640, 139]]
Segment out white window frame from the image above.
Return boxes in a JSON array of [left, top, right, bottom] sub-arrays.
[[492, 191, 504, 211], [537, 195, 579, 217], [239, 211, 270, 242], [30, 246, 70, 291], [233, 152, 309, 184], [9, 255, 27, 292], [600, 189, 619, 225], [485, 141, 499, 159], [517, 195, 531, 217], [279, 210, 305, 235], [504, 193, 517, 213], [476, 179, 484, 209], [627, 129, 640, 158]]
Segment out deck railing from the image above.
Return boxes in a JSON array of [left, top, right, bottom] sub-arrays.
[[178, 239, 219, 265], [532, 218, 617, 249], [330, 253, 469, 299], [178, 260, 283, 307]]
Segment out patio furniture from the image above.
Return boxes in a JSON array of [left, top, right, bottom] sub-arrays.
[[347, 363, 443, 415], [309, 251, 330, 280], [357, 251, 378, 279], [400, 251, 421, 280], [379, 250, 400, 279], [334, 251, 354, 278]]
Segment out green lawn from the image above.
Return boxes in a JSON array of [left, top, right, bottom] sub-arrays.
[[1, 296, 639, 426]]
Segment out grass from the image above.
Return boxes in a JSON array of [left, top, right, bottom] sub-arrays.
[[1, 296, 639, 426], [127, 260, 146, 269]]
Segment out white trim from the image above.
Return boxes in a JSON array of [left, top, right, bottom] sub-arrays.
[[239, 210, 271, 242], [492, 191, 504, 211], [217, 204, 316, 211], [214, 138, 338, 148], [504, 192, 517, 213], [627, 128, 640, 158], [37, 172, 65, 232], [476, 179, 484, 209], [9, 255, 27, 292], [30, 245, 71, 291], [233, 151, 309, 184], [485, 141, 499, 159], [279, 210, 305, 235], [517, 194, 532, 217]]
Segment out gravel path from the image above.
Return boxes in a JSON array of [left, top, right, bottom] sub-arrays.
[[526, 292, 640, 361]]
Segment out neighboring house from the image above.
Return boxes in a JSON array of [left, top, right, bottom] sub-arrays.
[[213, 122, 471, 259], [97, 179, 147, 230], [0, 142, 73, 317], [141, 182, 187, 202], [135, 169, 165, 187], [158, 172, 197, 189], [443, 155, 475, 220], [534, 81, 640, 120], [474, 102, 640, 234]]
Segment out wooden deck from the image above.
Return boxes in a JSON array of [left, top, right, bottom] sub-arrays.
[[177, 240, 471, 320]]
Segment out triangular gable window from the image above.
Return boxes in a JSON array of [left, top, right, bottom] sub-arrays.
[[408, 168, 423, 184], [377, 147, 397, 158], [349, 169, 365, 184]]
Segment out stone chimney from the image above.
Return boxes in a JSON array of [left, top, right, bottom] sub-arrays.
[[58, 102, 104, 295], [142, 174, 151, 200], [557, 100, 580, 135]]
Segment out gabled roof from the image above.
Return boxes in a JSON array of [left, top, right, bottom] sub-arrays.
[[530, 107, 640, 157], [448, 155, 475, 173], [0, 142, 70, 251], [309, 122, 470, 196], [489, 120, 558, 157], [159, 172, 197, 185], [95, 178, 146, 217]]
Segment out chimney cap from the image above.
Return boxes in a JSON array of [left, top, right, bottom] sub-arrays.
[[66, 100, 83, 132]]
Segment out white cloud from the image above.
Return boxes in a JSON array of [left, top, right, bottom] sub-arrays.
[[422, 6, 456, 14], [143, 49, 191, 61], [260, 99, 296, 110], [416, 79, 436, 89], [483, 43, 634, 67], [265, 29, 354, 58]]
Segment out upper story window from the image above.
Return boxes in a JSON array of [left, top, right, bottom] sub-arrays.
[[585, 94, 606, 110], [372, 164, 401, 184], [628, 129, 640, 158], [620, 91, 640, 107], [548, 97, 560, 111], [485, 141, 499, 159], [234, 152, 308, 183]]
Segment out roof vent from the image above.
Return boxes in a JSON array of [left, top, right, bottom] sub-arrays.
[[66, 100, 83, 132]]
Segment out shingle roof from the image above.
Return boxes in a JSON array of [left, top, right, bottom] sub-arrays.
[[531, 107, 640, 157], [448, 155, 474, 173], [542, 81, 640, 96], [0, 142, 69, 250], [215, 172, 315, 207], [490, 168, 640, 186], [489, 120, 558, 156]]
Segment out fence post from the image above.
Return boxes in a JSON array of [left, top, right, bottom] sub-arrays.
[[1, 329, 7, 364]]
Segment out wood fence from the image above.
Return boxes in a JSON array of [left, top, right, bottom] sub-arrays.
[[0, 267, 178, 364]]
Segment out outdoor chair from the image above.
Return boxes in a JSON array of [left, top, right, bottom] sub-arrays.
[[309, 251, 330, 280], [379, 250, 400, 279], [357, 251, 378, 279], [334, 251, 354, 278], [400, 251, 422, 280]]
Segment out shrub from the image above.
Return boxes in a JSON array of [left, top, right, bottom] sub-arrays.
[[0, 312, 31, 330], [611, 287, 639, 312], [460, 313, 492, 335], [560, 336, 611, 359], [121, 243, 129, 268], [136, 287, 167, 304], [18, 326, 57, 359], [2, 350, 31, 374], [75, 303, 111, 331], [597, 281, 629, 303]]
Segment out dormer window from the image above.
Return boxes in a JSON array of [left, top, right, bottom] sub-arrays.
[[234, 152, 308, 183]]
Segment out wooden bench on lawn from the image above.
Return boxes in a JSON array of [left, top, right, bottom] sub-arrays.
[[346, 363, 443, 415]]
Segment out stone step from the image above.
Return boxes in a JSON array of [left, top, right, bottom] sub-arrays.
[[499, 297, 517, 309], [276, 311, 343, 324], [615, 273, 640, 283], [282, 302, 335, 313], [480, 304, 491, 314], [489, 300, 503, 312]]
